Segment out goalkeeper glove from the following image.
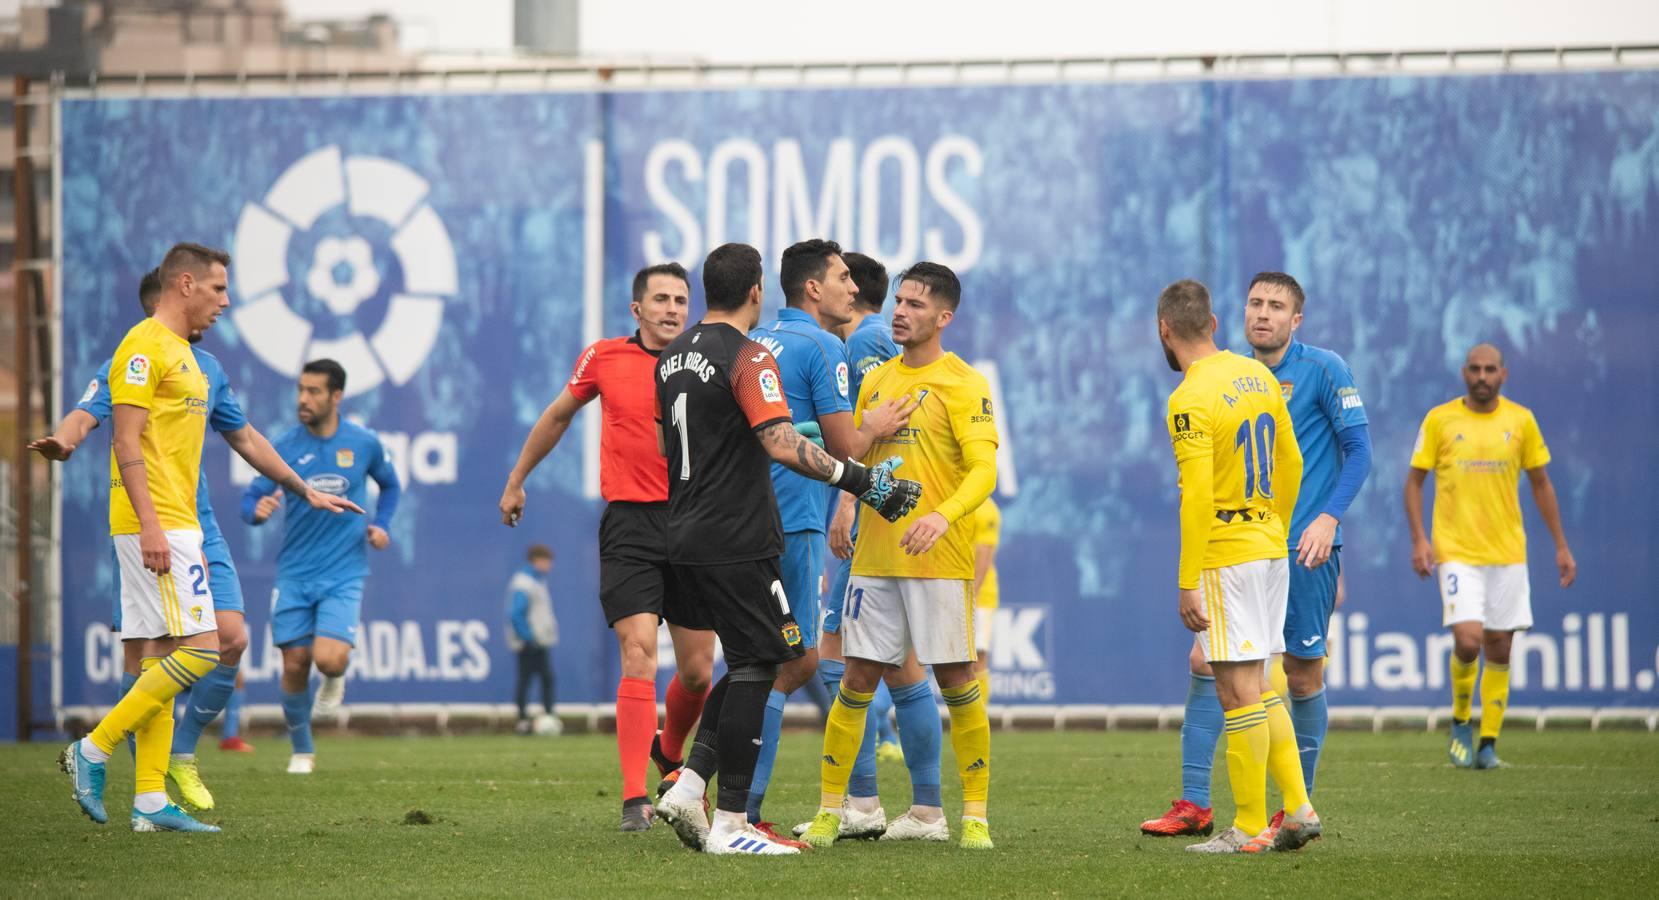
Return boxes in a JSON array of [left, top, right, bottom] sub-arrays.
[[828, 455, 922, 523]]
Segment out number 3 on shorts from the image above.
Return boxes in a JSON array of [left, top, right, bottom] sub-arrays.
[[770, 580, 788, 615], [1446, 573, 1459, 596]]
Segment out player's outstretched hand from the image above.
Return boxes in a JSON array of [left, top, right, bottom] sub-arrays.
[[304, 489, 364, 516], [499, 482, 526, 527], [1556, 546, 1577, 588], [858, 455, 922, 523], [1296, 513, 1338, 568], [828, 496, 855, 559], [1178, 587, 1209, 633], [27, 435, 76, 461], [1410, 538, 1436, 579], [367, 525, 391, 550]]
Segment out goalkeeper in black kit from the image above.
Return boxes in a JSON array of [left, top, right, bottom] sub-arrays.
[[652, 241, 922, 856]]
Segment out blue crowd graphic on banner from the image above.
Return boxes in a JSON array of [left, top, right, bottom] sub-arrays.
[[56, 71, 1659, 713]]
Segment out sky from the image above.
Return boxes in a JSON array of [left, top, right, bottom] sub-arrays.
[[278, 0, 1659, 61]]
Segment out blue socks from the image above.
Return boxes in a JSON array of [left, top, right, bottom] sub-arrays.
[[872, 682, 899, 745], [821, 658, 880, 800], [120, 671, 139, 758], [1290, 688, 1328, 796], [1180, 674, 1224, 807], [745, 689, 790, 823], [223, 682, 245, 740], [282, 687, 316, 755], [172, 663, 238, 755], [889, 678, 942, 808], [800, 673, 833, 719]]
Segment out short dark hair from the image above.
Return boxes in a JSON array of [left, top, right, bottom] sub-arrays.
[[896, 261, 961, 311], [139, 268, 162, 316], [302, 358, 347, 394], [702, 243, 763, 312], [1158, 279, 1213, 340], [527, 545, 554, 563], [632, 262, 690, 302], [843, 252, 888, 312], [779, 239, 842, 307], [158, 242, 230, 291], [1248, 271, 1305, 313]]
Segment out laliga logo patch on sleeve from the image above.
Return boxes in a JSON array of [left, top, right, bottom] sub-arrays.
[[125, 355, 150, 386], [836, 361, 849, 397], [759, 368, 783, 403], [80, 379, 100, 404]]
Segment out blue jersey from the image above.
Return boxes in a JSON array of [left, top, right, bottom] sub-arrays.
[[750, 308, 853, 534], [1267, 340, 1368, 547], [76, 347, 247, 545], [845, 313, 899, 406], [241, 419, 401, 582]]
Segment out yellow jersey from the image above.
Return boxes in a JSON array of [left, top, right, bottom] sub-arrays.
[[108, 317, 210, 535], [1166, 351, 1301, 589], [973, 495, 1002, 609], [1409, 396, 1550, 566], [852, 352, 998, 580]]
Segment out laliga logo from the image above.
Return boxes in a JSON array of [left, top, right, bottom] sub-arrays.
[[230, 145, 457, 398]]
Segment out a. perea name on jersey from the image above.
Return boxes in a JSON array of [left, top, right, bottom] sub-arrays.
[[658, 350, 717, 383]]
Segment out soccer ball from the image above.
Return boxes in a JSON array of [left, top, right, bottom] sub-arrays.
[[533, 713, 562, 737]]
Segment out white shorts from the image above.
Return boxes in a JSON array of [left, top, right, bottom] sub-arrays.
[[844, 575, 976, 667], [973, 605, 994, 654], [1439, 562, 1532, 630], [113, 529, 217, 640], [1196, 557, 1288, 664]]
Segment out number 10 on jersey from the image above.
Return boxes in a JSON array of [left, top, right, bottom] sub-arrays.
[[1234, 412, 1276, 499]]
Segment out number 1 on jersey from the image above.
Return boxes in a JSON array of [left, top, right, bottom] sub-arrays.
[[671, 392, 691, 480]]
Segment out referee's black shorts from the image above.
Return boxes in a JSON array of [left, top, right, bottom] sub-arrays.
[[671, 557, 805, 668], [599, 502, 709, 630]]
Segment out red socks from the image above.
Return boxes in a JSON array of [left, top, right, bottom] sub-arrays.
[[615, 677, 658, 802], [660, 674, 711, 766]]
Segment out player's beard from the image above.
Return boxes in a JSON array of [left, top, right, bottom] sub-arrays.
[[1161, 337, 1180, 372], [1247, 331, 1288, 357]]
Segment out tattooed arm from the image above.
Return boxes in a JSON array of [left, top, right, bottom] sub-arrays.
[[755, 420, 922, 523], [757, 420, 840, 480]]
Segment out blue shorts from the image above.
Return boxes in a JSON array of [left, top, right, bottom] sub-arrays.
[[1283, 548, 1341, 659], [272, 575, 365, 648], [780, 531, 825, 650], [110, 535, 243, 631], [823, 555, 852, 636]]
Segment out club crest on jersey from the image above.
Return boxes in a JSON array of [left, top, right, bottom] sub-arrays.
[[1279, 381, 1294, 400], [336, 448, 355, 468], [782, 623, 802, 647], [759, 368, 783, 403], [125, 354, 150, 386]]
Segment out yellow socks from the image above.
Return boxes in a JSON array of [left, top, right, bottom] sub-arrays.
[[133, 659, 173, 796], [941, 680, 991, 820], [1269, 656, 1290, 700], [89, 645, 220, 755], [1479, 662, 1510, 740], [1223, 702, 1270, 835], [1262, 691, 1310, 812], [819, 685, 873, 810], [1450, 655, 1478, 721]]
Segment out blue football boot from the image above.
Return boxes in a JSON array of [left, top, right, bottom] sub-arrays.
[[1447, 721, 1475, 768], [132, 802, 221, 833], [59, 741, 108, 824]]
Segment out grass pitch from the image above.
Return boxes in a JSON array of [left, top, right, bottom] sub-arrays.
[[2, 727, 1656, 897]]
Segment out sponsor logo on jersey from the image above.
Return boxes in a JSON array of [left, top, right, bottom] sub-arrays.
[[1172, 412, 1203, 441], [125, 355, 150, 386], [971, 395, 994, 423], [298, 453, 316, 466], [1339, 386, 1364, 410], [307, 473, 350, 495], [759, 368, 783, 403], [336, 448, 355, 468]]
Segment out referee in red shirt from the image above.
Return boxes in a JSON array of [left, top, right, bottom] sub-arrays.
[[500, 263, 714, 833]]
